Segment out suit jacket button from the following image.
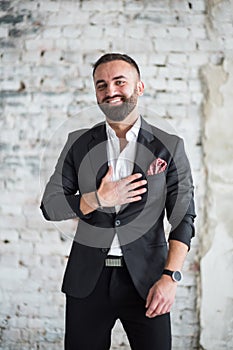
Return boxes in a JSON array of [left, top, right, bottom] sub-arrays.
[[101, 248, 108, 253], [115, 220, 121, 227]]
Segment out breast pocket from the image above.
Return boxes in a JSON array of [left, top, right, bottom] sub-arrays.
[[143, 174, 167, 220], [147, 172, 166, 197]]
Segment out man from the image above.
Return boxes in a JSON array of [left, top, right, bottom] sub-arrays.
[[40, 53, 196, 350]]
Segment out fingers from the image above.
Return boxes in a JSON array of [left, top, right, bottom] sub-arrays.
[[145, 282, 176, 318], [127, 179, 147, 191], [116, 181, 147, 204], [146, 293, 159, 318], [124, 172, 144, 183], [126, 187, 147, 199], [99, 170, 147, 207], [146, 300, 171, 318]]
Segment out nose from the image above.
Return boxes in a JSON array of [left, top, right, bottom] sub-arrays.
[[105, 82, 116, 97]]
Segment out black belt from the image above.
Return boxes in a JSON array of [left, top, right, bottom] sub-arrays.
[[105, 255, 124, 267]]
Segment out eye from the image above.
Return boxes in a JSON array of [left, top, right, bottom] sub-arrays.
[[116, 80, 125, 86], [96, 83, 107, 91]]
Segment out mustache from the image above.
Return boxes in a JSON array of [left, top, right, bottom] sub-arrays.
[[102, 95, 126, 103]]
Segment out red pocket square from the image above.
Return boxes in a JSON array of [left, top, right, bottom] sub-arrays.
[[147, 158, 167, 176]]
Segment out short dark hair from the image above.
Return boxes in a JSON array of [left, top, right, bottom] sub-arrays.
[[93, 53, 141, 78]]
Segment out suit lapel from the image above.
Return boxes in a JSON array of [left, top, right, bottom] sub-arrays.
[[133, 117, 156, 175], [87, 122, 109, 188]]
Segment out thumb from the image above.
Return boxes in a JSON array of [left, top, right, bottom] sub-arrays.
[[103, 165, 113, 182], [146, 288, 153, 308]]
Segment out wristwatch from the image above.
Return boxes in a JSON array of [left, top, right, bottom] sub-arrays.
[[163, 269, 183, 282]]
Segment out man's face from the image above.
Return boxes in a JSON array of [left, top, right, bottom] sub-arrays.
[[93, 60, 144, 122]]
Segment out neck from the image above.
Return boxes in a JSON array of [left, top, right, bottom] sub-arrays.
[[107, 109, 139, 139]]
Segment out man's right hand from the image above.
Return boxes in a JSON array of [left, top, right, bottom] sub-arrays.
[[97, 166, 147, 207]]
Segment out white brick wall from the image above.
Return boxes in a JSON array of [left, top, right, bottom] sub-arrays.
[[0, 0, 231, 349]]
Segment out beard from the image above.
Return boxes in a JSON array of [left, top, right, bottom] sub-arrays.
[[98, 89, 138, 122]]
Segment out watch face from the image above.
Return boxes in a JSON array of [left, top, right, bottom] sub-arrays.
[[172, 271, 182, 282]]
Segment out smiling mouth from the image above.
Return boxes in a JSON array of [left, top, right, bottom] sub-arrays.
[[104, 97, 124, 105]]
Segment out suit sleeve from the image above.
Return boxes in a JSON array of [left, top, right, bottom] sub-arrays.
[[40, 132, 92, 221], [165, 138, 196, 249]]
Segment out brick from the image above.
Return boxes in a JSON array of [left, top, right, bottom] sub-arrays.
[[155, 38, 196, 52], [34, 242, 66, 256], [47, 12, 82, 26], [158, 66, 189, 79], [147, 78, 167, 90], [39, 1, 60, 12], [81, 0, 106, 11], [0, 50, 21, 63], [62, 26, 82, 38], [78, 37, 109, 52], [168, 53, 187, 64], [0, 14, 24, 24], [191, 0, 207, 12], [197, 38, 225, 51], [170, 92, 191, 104], [25, 39, 54, 51], [167, 105, 187, 118], [124, 1, 144, 11], [127, 26, 147, 39], [54, 37, 68, 50], [0, 79, 21, 91], [0, 267, 28, 280], [42, 27, 61, 39], [149, 28, 168, 38], [17, 1, 38, 11], [144, 0, 170, 10], [1, 328, 21, 342], [0, 253, 20, 268], [105, 26, 124, 39], [188, 53, 208, 65], [0, 230, 19, 242], [190, 27, 207, 39], [0, 26, 8, 38], [134, 12, 179, 26], [188, 79, 202, 92], [140, 66, 157, 78], [167, 79, 188, 92], [169, 0, 190, 11], [148, 53, 167, 66], [168, 26, 190, 38], [40, 50, 63, 63], [82, 25, 104, 38]]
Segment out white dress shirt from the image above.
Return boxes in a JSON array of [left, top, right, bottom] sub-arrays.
[[106, 116, 141, 256]]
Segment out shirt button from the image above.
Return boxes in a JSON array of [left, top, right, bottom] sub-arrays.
[[115, 220, 121, 227]]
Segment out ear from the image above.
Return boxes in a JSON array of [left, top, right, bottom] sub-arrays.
[[136, 81, 144, 96]]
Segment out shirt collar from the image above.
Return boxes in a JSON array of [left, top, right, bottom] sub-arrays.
[[106, 116, 141, 142]]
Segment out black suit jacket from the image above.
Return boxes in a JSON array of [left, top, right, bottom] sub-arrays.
[[40, 117, 196, 299]]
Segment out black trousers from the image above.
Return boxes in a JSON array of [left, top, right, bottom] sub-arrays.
[[65, 264, 171, 350]]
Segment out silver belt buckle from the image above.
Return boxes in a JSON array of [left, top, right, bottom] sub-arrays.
[[105, 257, 123, 267]]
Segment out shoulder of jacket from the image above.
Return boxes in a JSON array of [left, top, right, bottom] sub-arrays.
[[146, 123, 182, 149]]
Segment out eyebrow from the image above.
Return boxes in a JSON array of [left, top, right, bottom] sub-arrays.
[[95, 75, 127, 85]]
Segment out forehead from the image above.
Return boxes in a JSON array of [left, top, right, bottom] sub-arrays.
[[93, 60, 138, 82]]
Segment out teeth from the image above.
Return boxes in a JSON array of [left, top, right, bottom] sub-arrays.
[[108, 98, 121, 104]]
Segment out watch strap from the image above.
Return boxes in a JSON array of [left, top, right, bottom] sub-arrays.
[[163, 269, 182, 282]]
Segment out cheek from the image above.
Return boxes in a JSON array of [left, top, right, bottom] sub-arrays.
[[96, 91, 104, 102], [121, 86, 135, 97]]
